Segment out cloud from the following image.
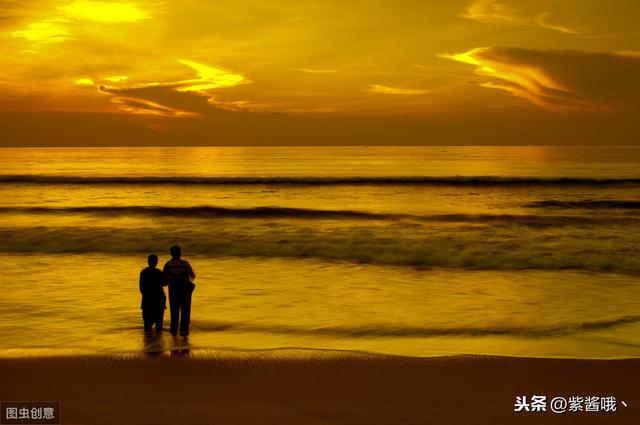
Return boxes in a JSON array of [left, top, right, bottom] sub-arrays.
[[10, 19, 70, 42], [460, 0, 525, 25], [104, 75, 128, 83], [367, 84, 429, 95], [99, 84, 209, 116], [59, 1, 150, 23], [97, 59, 249, 116], [75, 77, 95, 86], [460, 0, 586, 35], [0, 0, 37, 26], [298, 68, 340, 74], [4, 0, 638, 123], [175, 59, 247, 92], [615, 51, 640, 58], [534, 12, 582, 35], [8, 1, 152, 44], [109, 96, 196, 117], [442, 47, 640, 111]]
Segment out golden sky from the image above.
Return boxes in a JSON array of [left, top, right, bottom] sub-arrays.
[[2, 0, 640, 145]]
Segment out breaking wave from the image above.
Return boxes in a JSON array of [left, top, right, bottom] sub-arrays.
[[527, 200, 640, 209], [0, 206, 395, 220], [1, 225, 638, 273], [2, 175, 640, 186], [191, 315, 640, 338], [0, 205, 634, 226]]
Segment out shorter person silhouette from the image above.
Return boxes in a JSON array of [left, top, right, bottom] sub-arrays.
[[139, 254, 167, 333], [163, 245, 196, 336]]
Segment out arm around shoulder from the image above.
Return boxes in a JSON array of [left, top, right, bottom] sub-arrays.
[[188, 262, 196, 280]]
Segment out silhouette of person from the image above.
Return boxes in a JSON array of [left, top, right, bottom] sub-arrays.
[[163, 245, 196, 336], [139, 254, 167, 333]]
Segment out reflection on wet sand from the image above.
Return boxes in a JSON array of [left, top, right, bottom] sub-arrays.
[[142, 332, 190, 357]]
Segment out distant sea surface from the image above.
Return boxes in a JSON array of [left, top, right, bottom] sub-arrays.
[[1, 146, 639, 358]]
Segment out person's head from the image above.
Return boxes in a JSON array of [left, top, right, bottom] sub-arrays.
[[170, 245, 181, 259], [147, 254, 158, 267]]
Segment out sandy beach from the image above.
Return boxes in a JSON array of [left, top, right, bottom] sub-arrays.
[[1, 350, 638, 424]]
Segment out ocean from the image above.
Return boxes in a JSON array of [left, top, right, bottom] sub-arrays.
[[0, 146, 639, 358]]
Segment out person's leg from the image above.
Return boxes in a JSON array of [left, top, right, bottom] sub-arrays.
[[155, 305, 164, 333], [169, 288, 180, 335], [179, 288, 192, 336], [142, 309, 153, 333]]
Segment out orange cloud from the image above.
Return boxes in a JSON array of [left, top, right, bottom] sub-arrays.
[[59, 1, 150, 23], [98, 59, 249, 116], [8, 1, 153, 46], [460, 0, 526, 25], [109, 96, 195, 117], [175, 60, 247, 92], [443, 47, 640, 111], [10, 19, 70, 43], [534, 12, 583, 35], [460, 1, 586, 35], [367, 85, 429, 95], [298, 68, 340, 74]]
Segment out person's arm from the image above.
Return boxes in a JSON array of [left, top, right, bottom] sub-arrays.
[[159, 269, 168, 287], [187, 262, 196, 280], [162, 263, 170, 284], [139, 271, 145, 294]]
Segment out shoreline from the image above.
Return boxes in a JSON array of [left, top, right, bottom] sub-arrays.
[[1, 350, 639, 424], [2, 346, 640, 361]]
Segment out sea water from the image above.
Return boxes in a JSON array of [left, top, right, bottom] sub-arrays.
[[0, 146, 639, 358]]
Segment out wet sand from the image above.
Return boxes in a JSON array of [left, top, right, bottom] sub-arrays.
[[1, 350, 639, 424]]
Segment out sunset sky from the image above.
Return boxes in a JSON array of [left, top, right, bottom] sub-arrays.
[[2, 0, 640, 145]]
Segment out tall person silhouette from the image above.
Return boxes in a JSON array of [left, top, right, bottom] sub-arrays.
[[163, 245, 196, 336], [139, 254, 167, 334]]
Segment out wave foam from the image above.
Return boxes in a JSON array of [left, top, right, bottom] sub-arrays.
[[527, 200, 640, 209], [1, 225, 638, 273], [0, 206, 632, 226], [2, 175, 640, 186], [192, 315, 640, 338]]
